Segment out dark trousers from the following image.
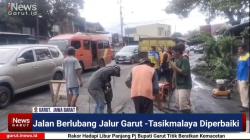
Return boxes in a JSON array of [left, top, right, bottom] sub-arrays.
[[154, 69, 160, 81], [162, 69, 172, 82], [132, 96, 153, 114]]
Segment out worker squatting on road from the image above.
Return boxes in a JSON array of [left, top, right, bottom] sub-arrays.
[[88, 65, 121, 113]]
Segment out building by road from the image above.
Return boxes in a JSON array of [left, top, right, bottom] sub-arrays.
[[125, 23, 171, 41], [199, 23, 229, 36]]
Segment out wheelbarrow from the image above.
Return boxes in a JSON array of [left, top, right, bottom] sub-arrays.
[[157, 82, 174, 111], [212, 79, 236, 99]]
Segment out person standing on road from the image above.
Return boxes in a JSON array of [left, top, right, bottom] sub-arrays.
[[183, 46, 192, 107], [88, 65, 120, 113], [237, 44, 249, 112], [160, 53, 173, 82], [125, 58, 160, 114], [148, 46, 161, 80], [170, 43, 192, 113], [63, 47, 83, 107]]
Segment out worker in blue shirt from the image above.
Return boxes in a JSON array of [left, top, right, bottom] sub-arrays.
[[148, 46, 160, 80], [237, 44, 249, 112]]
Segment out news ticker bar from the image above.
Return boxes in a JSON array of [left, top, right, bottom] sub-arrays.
[[1, 133, 250, 139], [8, 113, 247, 132]]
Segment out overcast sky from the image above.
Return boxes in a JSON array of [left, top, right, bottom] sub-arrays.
[[80, 0, 227, 34]]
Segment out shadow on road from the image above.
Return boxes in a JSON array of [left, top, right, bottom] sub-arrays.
[[11, 86, 50, 104], [10, 68, 97, 104]]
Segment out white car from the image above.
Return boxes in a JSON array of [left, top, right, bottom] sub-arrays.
[[0, 44, 64, 108], [115, 45, 139, 64], [194, 45, 204, 54]]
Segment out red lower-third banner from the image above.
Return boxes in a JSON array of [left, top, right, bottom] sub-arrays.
[[0, 133, 45, 139]]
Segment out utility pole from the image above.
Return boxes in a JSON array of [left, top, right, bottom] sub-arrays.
[[36, 15, 39, 38], [119, 0, 124, 46], [174, 24, 176, 33], [36, 0, 39, 39], [208, 1, 212, 34]]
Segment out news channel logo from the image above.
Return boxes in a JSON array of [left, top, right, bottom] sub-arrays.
[[7, 1, 37, 16], [8, 114, 33, 131]]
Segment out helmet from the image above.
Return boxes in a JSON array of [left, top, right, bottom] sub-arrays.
[[112, 65, 120, 77], [139, 58, 150, 64], [139, 58, 154, 67]]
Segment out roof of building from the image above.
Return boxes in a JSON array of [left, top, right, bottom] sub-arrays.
[[224, 21, 250, 36], [139, 36, 187, 42], [0, 32, 31, 36]]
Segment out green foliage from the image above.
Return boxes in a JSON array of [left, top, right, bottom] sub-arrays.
[[204, 36, 221, 59], [189, 32, 216, 53], [241, 26, 250, 38], [241, 26, 250, 45], [212, 57, 231, 79], [0, 3, 23, 32], [188, 32, 212, 45], [206, 36, 237, 79], [241, 27, 250, 46], [217, 36, 239, 57], [165, 0, 250, 25], [191, 34, 238, 80], [189, 23, 248, 81], [165, 0, 199, 18], [49, 0, 83, 23]]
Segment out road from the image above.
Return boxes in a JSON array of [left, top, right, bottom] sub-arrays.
[[0, 51, 246, 132], [188, 52, 241, 113], [0, 61, 135, 132]]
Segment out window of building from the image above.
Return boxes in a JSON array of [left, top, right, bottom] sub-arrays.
[[158, 27, 164, 36], [0, 38, 7, 45]]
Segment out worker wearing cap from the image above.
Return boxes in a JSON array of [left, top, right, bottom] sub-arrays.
[[88, 65, 121, 113], [125, 59, 160, 113]]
